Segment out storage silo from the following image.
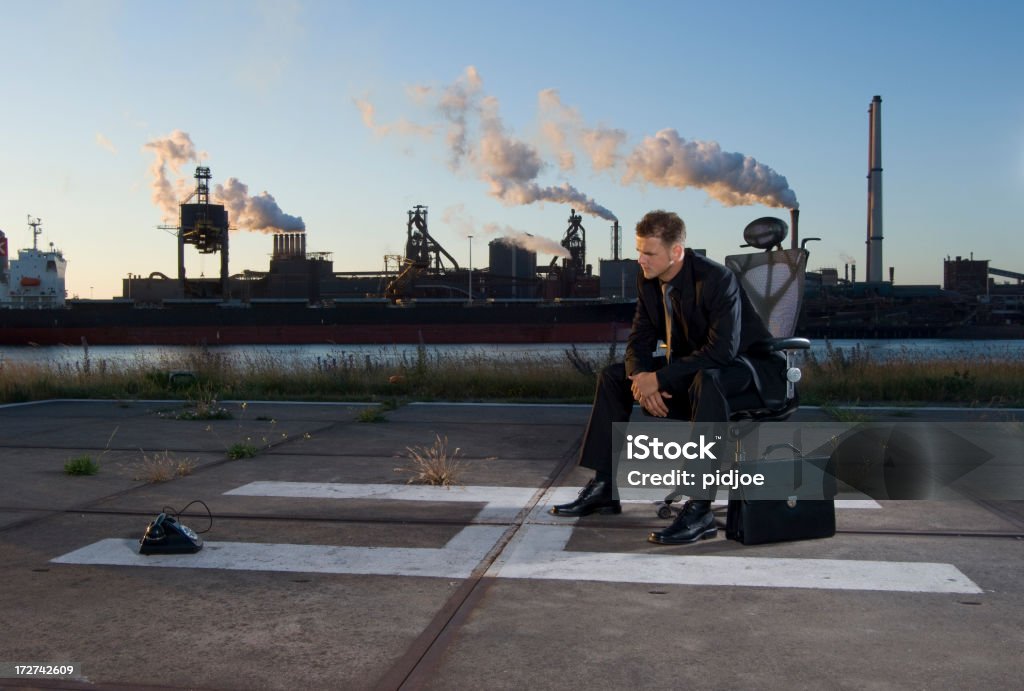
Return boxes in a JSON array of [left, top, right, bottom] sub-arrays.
[[489, 238, 537, 298]]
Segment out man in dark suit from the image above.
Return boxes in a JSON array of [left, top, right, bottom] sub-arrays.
[[550, 210, 786, 544]]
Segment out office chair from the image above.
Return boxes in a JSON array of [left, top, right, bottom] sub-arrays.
[[655, 217, 815, 518]]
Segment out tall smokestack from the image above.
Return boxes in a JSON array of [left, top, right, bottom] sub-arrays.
[[866, 95, 883, 282], [790, 208, 800, 250]]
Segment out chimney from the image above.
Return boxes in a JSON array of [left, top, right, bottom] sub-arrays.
[[866, 95, 884, 282], [889, 266, 894, 284], [790, 208, 800, 250], [844, 263, 849, 283], [851, 264, 857, 284]]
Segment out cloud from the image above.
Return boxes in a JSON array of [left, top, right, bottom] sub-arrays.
[[95, 133, 117, 155]]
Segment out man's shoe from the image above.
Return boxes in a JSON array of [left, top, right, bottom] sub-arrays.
[[550, 478, 621, 517], [648, 500, 716, 544]]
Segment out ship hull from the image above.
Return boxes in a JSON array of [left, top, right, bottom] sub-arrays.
[[0, 300, 637, 346]]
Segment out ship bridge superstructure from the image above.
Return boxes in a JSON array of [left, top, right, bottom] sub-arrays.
[[0, 216, 68, 308]]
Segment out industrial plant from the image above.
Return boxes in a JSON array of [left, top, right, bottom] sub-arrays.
[[1, 95, 1021, 345]]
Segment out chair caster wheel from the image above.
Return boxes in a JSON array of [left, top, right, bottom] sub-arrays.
[[657, 505, 674, 520]]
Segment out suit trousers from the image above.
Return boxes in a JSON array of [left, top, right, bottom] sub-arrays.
[[578, 358, 761, 485]]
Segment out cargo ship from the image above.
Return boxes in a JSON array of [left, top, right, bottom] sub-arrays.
[[0, 182, 638, 346]]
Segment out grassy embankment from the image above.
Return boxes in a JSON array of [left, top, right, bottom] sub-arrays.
[[1, 342, 1022, 407]]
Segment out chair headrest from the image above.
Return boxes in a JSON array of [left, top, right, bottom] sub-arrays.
[[743, 217, 789, 250]]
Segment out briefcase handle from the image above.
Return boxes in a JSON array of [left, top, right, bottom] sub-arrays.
[[763, 442, 803, 459]]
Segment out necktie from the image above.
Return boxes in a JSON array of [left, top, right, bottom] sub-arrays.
[[662, 282, 674, 363]]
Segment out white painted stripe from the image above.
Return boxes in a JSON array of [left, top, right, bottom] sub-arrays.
[[225, 482, 539, 522], [54, 526, 982, 593], [487, 525, 982, 594], [52, 526, 506, 579]]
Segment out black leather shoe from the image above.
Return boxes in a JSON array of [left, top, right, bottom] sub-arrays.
[[550, 478, 621, 517], [648, 500, 716, 544]]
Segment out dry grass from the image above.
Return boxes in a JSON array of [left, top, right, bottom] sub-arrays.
[[797, 343, 1024, 405], [399, 434, 465, 487], [133, 450, 197, 483], [3, 342, 1023, 406]]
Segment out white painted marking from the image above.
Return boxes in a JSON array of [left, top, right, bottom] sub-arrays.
[[52, 525, 506, 579], [53, 483, 972, 594], [487, 525, 982, 593], [225, 482, 539, 522]]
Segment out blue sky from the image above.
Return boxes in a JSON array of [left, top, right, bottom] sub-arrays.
[[1, 0, 1022, 299]]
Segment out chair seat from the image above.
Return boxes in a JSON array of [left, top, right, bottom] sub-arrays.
[[730, 395, 800, 424]]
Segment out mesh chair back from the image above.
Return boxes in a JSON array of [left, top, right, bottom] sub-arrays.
[[725, 248, 808, 339]]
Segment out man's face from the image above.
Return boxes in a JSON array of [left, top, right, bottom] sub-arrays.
[[636, 235, 682, 281]]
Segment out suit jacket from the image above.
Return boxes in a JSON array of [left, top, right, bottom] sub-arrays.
[[625, 248, 785, 401]]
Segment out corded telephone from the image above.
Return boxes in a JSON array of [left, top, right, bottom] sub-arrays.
[[138, 512, 204, 555]]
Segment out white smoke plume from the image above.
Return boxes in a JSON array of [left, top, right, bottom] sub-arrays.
[[438, 65, 484, 170], [143, 130, 203, 222], [214, 178, 305, 233], [581, 127, 627, 172], [353, 96, 435, 138], [364, 68, 617, 222], [441, 204, 569, 258], [472, 93, 618, 221], [363, 67, 801, 217], [144, 129, 304, 232], [538, 89, 627, 173], [623, 129, 799, 209], [488, 225, 570, 258], [537, 88, 577, 171]]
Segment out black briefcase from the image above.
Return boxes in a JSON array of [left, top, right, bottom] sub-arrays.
[[725, 448, 836, 546]]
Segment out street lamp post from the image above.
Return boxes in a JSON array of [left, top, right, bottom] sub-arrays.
[[468, 235, 473, 302]]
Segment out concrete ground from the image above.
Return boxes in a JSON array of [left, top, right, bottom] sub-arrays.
[[0, 399, 1022, 690]]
